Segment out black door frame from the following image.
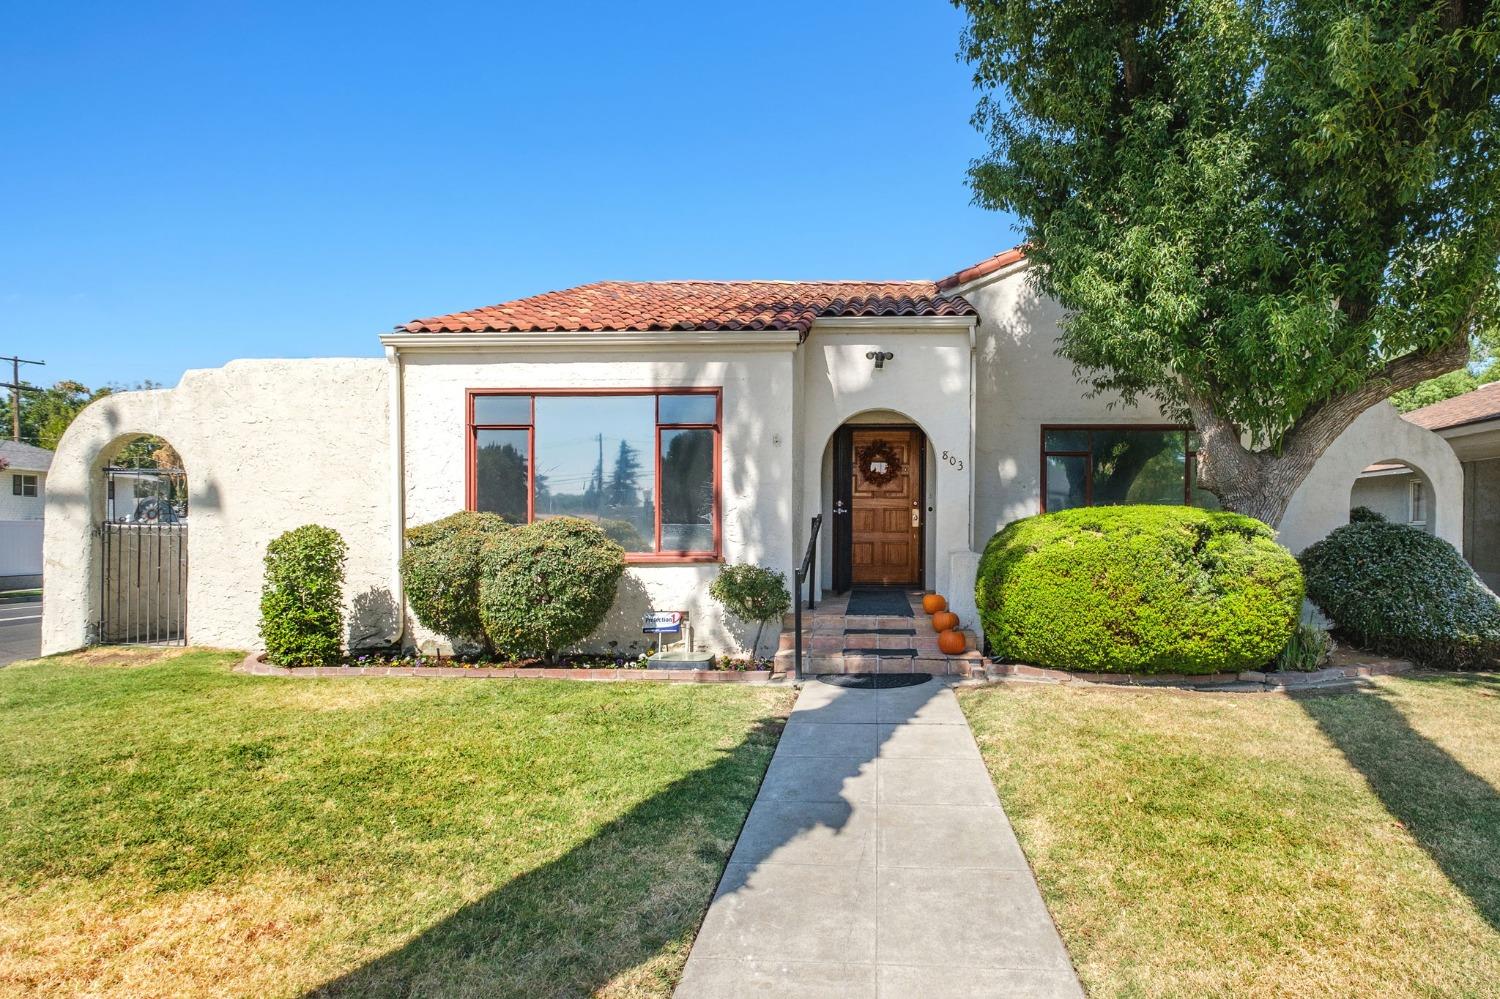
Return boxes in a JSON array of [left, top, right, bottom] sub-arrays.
[[831, 423, 926, 593]]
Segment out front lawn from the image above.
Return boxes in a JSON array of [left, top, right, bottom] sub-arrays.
[[0, 649, 792, 998], [960, 673, 1500, 998]]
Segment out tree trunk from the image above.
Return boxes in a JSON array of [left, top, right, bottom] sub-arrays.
[[1188, 337, 1470, 526]]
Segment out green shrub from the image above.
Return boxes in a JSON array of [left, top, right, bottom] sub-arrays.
[[710, 564, 792, 658], [1300, 521, 1500, 668], [1273, 622, 1332, 672], [1349, 505, 1387, 523], [478, 517, 626, 662], [401, 511, 511, 653], [977, 506, 1303, 675], [260, 524, 348, 667]]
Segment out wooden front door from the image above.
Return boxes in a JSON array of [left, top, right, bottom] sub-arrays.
[[849, 428, 923, 585]]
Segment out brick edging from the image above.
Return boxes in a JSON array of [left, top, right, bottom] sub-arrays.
[[235, 652, 781, 684], [985, 655, 1412, 692]]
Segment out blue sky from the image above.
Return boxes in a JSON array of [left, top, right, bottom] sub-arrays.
[[2, 2, 1020, 389]]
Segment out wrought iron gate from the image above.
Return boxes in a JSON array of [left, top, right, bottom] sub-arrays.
[[98, 466, 188, 645]]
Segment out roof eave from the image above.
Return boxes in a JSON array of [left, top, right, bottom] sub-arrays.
[[379, 329, 804, 352]]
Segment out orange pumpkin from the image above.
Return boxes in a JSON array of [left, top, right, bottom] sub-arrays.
[[937, 629, 966, 655], [921, 593, 947, 615], [932, 611, 959, 633]]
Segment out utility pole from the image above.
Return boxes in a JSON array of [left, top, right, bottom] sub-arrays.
[[595, 432, 605, 518], [0, 356, 44, 442]]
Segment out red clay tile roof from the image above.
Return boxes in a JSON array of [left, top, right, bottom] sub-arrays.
[[935, 247, 1028, 291], [1404, 381, 1500, 432], [402, 280, 976, 337]]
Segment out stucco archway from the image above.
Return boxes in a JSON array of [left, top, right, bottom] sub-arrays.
[[42, 359, 398, 656], [1281, 402, 1463, 553], [1348, 458, 1438, 534], [96, 434, 190, 644], [813, 408, 942, 594]]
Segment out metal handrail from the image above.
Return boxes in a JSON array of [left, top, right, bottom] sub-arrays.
[[792, 514, 823, 681]]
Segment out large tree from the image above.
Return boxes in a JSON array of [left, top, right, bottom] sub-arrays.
[[957, 0, 1500, 524]]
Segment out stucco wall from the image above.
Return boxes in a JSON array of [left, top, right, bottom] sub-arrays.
[[43, 358, 394, 655], [796, 326, 974, 601], [961, 265, 1185, 545], [398, 347, 798, 655], [0, 472, 46, 521]]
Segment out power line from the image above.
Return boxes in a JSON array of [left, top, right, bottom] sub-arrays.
[[0, 356, 44, 443]]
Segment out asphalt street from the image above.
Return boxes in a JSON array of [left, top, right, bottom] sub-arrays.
[[0, 600, 42, 666]]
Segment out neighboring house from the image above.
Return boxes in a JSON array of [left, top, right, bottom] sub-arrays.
[[1350, 462, 1435, 534], [40, 249, 1463, 654], [1404, 383, 1500, 589], [0, 440, 53, 589]]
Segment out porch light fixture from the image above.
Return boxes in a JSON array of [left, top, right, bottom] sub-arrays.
[[865, 350, 894, 370]]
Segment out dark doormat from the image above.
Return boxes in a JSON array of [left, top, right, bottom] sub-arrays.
[[817, 672, 932, 689], [846, 587, 914, 617]]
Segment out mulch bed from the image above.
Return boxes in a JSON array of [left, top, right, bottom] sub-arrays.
[[237, 652, 782, 683]]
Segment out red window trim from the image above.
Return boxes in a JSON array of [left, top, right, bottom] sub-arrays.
[[466, 387, 723, 564], [1038, 423, 1199, 514]]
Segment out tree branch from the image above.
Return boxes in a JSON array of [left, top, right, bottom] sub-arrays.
[[1284, 334, 1471, 463]]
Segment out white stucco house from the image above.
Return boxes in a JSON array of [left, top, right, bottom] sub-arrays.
[[0, 440, 53, 589], [40, 248, 1466, 655]]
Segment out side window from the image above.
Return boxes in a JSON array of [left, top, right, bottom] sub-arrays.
[[1409, 480, 1427, 525], [12, 474, 37, 497]]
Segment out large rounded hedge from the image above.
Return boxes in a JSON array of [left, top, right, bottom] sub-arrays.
[[479, 517, 626, 661], [401, 511, 511, 653], [1301, 521, 1500, 668], [977, 506, 1303, 675]]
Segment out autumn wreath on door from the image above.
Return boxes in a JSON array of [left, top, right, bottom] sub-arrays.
[[856, 439, 904, 487]]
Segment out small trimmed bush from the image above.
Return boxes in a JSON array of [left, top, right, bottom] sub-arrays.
[[260, 524, 348, 667], [710, 564, 791, 658], [479, 517, 626, 662], [1349, 505, 1387, 523], [977, 506, 1302, 675], [1300, 521, 1500, 668], [401, 511, 511, 653]]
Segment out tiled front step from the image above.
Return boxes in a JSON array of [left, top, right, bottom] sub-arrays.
[[841, 648, 918, 657], [773, 649, 986, 677], [777, 628, 978, 653]]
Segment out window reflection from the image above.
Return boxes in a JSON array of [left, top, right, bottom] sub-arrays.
[[1042, 427, 1218, 511], [533, 396, 656, 553], [661, 428, 714, 552], [468, 391, 720, 556]]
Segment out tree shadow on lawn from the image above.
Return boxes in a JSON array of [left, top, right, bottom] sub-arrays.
[[302, 713, 786, 998], [1296, 675, 1500, 932], [306, 679, 919, 998]]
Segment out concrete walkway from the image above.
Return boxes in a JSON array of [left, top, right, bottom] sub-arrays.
[[676, 677, 1083, 998]]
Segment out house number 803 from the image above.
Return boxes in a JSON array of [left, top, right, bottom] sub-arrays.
[[940, 450, 965, 471]]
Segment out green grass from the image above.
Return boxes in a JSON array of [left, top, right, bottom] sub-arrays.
[[959, 674, 1500, 998], [0, 648, 793, 998]]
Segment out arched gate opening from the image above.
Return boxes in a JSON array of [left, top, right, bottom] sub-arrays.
[[98, 435, 188, 645]]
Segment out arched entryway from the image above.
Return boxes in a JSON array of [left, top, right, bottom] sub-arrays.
[[1349, 458, 1437, 534], [97, 434, 188, 645], [820, 410, 936, 592]]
